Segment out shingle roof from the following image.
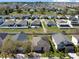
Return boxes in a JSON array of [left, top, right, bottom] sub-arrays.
[[16, 20, 28, 26], [32, 36, 49, 47], [0, 33, 7, 40], [12, 32, 28, 41], [31, 19, 41, 25], [52, 33, 70, 45], [1, 20, 15, 26], [46, 20, 56, 25]]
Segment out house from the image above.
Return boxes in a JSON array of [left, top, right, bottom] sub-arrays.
[[46, 20, 56, 27], [69, 16, 79, 28], [72, 35, 79, 46], [11, 32, 28, 41], [31, 36, 50, 52], [40, 15, 49, 19], [15, 20, 28, 27], [14, 16, 22, 22], [32, 15, 39, 19], [30, 19, 42, 28], [56, 19, 72, 28], [57, 15, 67, 19], [69, 16, 77, 20], [22, 15, 31, 19], [52, 33, 75, 52], [1, 20, 15, 27]]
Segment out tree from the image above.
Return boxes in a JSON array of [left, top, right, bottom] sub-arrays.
[[4, 10, 9, 15], [40, 8, 46, 14], [17, 9, 23, 13]]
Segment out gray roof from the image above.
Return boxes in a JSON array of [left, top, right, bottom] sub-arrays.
[[16, 20, 28, 26], [1, 20, 15, 26], [52, 33, 70, 45], [0, 33, 7, 47], [32, 36, 49, 44], [46, 20, 55, 25], [31, 19, 41, 25], [0, 33, 7, 40], [32, 36, 50, 51], [12, 32, 28, 41]]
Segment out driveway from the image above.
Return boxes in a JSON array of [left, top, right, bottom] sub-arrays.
[[40, 19, 47, 33]]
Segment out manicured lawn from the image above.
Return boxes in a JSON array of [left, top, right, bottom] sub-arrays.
[[47, 26, 61, 33], [47, 26, 77, 33], [60, 28, 76, 33], [0, 28, 43, 33]]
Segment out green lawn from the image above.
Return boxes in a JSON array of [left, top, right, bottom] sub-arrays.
[[0, 28, 43, 33], [47, 26, 61, 33]]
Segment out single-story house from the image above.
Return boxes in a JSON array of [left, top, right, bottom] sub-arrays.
[[69, 16, 77, 20], [13, 16, 22, 22], [56, 19, 72, 28], [57, 15, 67, 19], [1, 20, 15, 27], [72, 35, 79, 46], [69, 16, 79, 28], [11, 32, 28, 41], [30, 19, 42, 28], [15, 20, 28, 27], [40, 15, 49, 19], [52, 33, 75, 53], [46, 20, 56, 27], [32, 15, 39, 19], [22, 15, 31, 19], [4, 16, 15, 21], [31, 36, 50, 53]]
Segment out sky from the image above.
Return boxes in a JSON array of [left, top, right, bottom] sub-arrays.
[[0, 0, 79, 2]]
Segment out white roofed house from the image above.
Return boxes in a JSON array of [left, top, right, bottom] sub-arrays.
[[31, 36, 50, 53], [56, 19, 72, 28], [52, 33, 75, 53]]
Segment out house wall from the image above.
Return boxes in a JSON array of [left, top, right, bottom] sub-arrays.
[[72, 36, 78, 46]]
